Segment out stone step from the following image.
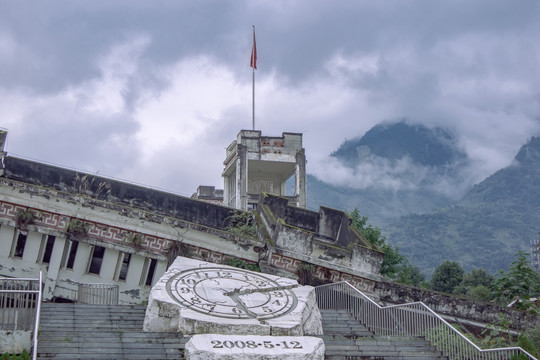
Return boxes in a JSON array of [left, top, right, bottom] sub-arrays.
[[325, 356, 445, 360], [323, 339, 437, 350], [37, 303, 187, 360], [325, 345, 438, 354], [37, 304, 445, 360], [319, 309, 446, 360]]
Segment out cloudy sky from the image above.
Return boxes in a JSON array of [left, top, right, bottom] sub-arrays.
[[1, 0, 539, 198]]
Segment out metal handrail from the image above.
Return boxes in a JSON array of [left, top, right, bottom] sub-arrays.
[[315, 281, 537, 360], [32, 272, 42, 360], [77, 283, 119, 305], [0, 272, 42, 360]]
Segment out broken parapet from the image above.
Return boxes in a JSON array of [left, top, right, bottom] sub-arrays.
[[256, 193, 384, 286]]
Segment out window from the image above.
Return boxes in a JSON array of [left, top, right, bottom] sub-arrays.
[[140, 258, 157, 286], [39, 235, 56, 264], [87, 245, 106, 275], [62, 240, 79, 269], [11, 231, 27, 258], [114, 252, 131, 281]]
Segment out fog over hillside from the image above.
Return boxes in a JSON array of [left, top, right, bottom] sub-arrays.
[[307, 121, 477, 224], [307, 123, 540, 275]]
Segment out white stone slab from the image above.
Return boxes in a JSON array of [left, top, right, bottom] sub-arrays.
[[185, 334, 325, 360], [143, 256, 323, 336]]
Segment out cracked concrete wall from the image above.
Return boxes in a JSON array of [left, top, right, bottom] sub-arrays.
[[0, 160, 264, 304], [374, 281, 538, 331], [4, 156, 235, 230], [0, 330, 31, 354], [257, 194, 383, 282]]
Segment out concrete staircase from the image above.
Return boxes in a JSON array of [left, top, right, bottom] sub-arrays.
[[37, 304, 447, 359], [37, 303, 187, 360], [320, 309, 448, 360]]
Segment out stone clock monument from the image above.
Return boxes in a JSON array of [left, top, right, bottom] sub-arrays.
[[143, 257, 324, 359], [165, 266, 298, 321], [143, 257, 322, 336]]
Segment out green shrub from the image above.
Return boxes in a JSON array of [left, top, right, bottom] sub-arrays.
[[223, 258, 260, 272], [522, 324, 540, 358], [15, 209, 34, 229], [225, 211, 256, 238], [0, 350, 31, 360], [64, 218, 90, 236], [296, 262, 316, 285]]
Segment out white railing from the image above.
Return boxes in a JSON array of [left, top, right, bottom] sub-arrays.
[[0, 272, 42, 360], [315, 281, 537, 360], [77, 283, 119, 305]]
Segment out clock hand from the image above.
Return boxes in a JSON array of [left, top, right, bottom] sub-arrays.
[[232, 284, 298, 296], [224, 288, 263, 322]]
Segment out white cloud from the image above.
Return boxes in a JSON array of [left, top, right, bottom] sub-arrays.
[[134, 55, 249, 160], [74, 36, 150, 116], [0, 32, 18, 64], [1, 0, 540, 201]]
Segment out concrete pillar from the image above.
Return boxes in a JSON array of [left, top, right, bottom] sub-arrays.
[[235, 144, 248, 210], [73, 242, 92, 276], [100, 248, 119, 281], [43, 236, 66, 301], [21, 231, 42, 263], [0, 225, 15, 256], [127, 254, 146, 287], [153, 260, 168, 286], [295, 149, 307, 208], [223, 175, 230, 207]]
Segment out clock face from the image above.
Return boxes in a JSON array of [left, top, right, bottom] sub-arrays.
[[165, 267, 298, 320]]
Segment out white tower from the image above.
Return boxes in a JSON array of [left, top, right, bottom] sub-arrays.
[[222, 130, 306, 210]]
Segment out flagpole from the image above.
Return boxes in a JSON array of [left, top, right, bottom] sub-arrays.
[[250, 25, 256, 130], [252, 60, 255, 130]]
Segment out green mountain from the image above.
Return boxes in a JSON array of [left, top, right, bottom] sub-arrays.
[[384, 137, 540, 275], [331, 121, 466, 167], [307, 121, 469, 225]]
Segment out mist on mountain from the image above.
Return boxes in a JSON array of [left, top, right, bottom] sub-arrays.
[[307, 121, 540, 276], [385, 136, 540, 275], [307, 120, 473, 225]]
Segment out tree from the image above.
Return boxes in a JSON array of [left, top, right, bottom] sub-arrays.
[[493, 251, 540, 309], [394, 260, 426, 286], [350, 209, 384, 246], [349, 209, 404, 279], [453, 268, 495, 301], [465, 285, 493, 302], [462, 268, 494, 288], [430, 261, 465, 294]]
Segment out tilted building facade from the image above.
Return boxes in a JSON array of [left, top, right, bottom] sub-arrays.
[[0, 130, 383, 304]]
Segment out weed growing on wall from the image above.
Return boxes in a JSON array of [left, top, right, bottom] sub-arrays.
[[296, 262, 316, 285], [15, 209, 34, 230], [167, 241, 191, 267], [125, 232, 144, 248], [64, 218, 90, 237], [224, 211, 256, 238], [222, 258, 260, 272]]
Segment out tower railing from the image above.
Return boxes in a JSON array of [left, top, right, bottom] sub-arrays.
[[315, 281, 537, 360]]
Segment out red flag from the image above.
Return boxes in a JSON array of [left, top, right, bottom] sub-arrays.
[[250, 28, 257, 69]]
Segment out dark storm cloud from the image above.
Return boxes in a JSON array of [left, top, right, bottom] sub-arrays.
[[0, 0, 539, 195]]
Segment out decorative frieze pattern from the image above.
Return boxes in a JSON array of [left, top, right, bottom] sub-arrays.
[[268, 253, 375, 292], [0, 200, 374, 291], [0, 200, 173, 254]]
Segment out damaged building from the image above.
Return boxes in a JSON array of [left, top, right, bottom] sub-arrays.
[[0, 129, 383, 304]]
